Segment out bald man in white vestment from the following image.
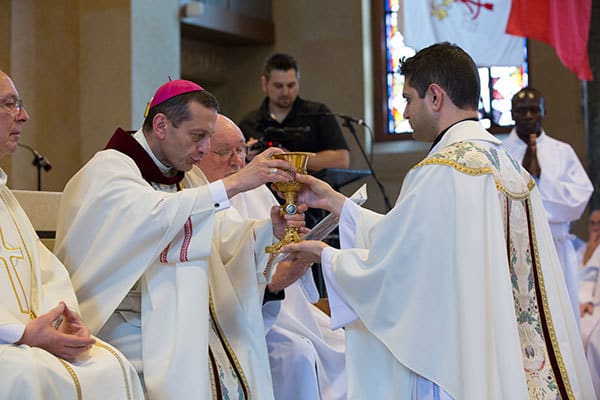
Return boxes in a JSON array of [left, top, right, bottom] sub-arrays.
[[0, 71, 144, 399], [185, 114, 347, 400], [503, 87, 593, 324], [281, 43, 595, 400], [55, 80, 304, 399]]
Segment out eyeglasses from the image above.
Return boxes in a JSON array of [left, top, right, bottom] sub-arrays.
[[212, 146, 247, 161], [0, 97, 24, 114]]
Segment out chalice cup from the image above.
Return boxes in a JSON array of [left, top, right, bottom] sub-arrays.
[[265, 152, 314, 254]]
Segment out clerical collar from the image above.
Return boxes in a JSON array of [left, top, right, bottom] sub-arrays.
[[429, 117, 480, 151], [132, 129, 174, 175], [104, 128, 184, 185]]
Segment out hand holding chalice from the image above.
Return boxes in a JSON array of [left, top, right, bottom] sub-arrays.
[[266, 152, 314, 254]]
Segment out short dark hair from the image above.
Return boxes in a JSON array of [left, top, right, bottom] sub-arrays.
[[400, 42, 480, 110], [263, 53, 299, 80], [142, 90, 219, 132]]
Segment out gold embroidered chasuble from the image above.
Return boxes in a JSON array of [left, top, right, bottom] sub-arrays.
[[423, 141, 572, 399], [0, 175, 143, 400], [328, 121, 594, 400]]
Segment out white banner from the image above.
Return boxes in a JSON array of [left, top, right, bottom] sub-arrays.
[[403, 0, 523, 66]]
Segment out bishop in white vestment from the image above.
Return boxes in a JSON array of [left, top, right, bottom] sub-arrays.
[[55, 81, 298, 399]]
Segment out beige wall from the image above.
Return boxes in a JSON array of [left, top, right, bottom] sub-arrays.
[[1, 0, 179, 191]]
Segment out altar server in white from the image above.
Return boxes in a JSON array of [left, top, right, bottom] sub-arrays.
[[0, 70, 144, 399], [185, 113, 346, 400], [281, 43, 595, 400], [55, 80, 303, 399], [503, 87, 593, 323]]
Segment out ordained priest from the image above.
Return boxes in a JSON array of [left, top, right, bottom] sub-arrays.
[[0, 71, 144, 399], [280, 43, 595, 399], [54, 80, 302, 399], [185, 113, 347, 400]]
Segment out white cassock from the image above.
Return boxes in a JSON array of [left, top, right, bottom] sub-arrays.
[[503, 129, 593, 322], [55, 129, 275, 399], [321, 121, 595, 399], [579, 246, 600, 397], [0, 170, 144, 400], [185, 168, 347, 400]]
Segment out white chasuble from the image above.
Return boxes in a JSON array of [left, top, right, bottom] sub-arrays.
[[327, 122, 594, 399], [56, 149, 275, 399], [0, 171, 143, 400]]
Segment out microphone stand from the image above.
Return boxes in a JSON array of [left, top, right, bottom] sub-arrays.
[[340, 116, 393, 211], [17, 143, 52, 191]]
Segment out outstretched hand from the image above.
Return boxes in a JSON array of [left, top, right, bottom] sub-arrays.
[[223, 147, 296, 198], [280, 240, 330, 265], [17, 302, 95, 361], [285, 174, 347, 217]]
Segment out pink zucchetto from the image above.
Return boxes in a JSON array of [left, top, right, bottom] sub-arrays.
[[144, 79, 204, 117]]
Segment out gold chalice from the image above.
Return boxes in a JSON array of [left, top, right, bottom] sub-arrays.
[[265, 152, 314, 254]]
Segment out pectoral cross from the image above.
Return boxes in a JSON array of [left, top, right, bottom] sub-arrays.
[[0, 226, 32, 319]]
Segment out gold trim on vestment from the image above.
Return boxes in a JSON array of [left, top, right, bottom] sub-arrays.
[[208, 291, 251, 399], [413, 158, 494, 176], [94, 342, 132, 400], [1, 195, 37, 319], [527, 200, 575, 399], [57, 358, 83, 400]]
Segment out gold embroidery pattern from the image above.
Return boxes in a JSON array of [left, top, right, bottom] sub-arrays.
[[57, 358, 83, 400], [413, 158, 493, 176], [208, 292, 251, 399], [0, 226, 30, 316], [94, 342, 132, 400], [3, 193, 38, 319], [527, 201, 575, 399]]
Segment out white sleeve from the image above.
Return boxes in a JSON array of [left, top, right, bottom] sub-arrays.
[[209, 180, 230, 212], [0, 324, 25, 344], [321, 247, 359, 330]]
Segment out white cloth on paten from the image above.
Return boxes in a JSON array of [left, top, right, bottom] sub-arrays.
[[322, 121, 595, 399], [0, 169, 143, 400], [55, 148, 274, 399], [187, 167, 347, 400], [503, 129, 593, 323]]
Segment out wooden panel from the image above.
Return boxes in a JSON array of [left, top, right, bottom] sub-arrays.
[[181, 2, 274, 45]]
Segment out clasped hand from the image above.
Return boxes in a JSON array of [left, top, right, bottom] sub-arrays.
[[17, 301, 95, 361]]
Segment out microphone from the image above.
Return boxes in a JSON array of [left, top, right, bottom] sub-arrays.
[[296, 112, 366, 126], [17, 143, 52, 171]]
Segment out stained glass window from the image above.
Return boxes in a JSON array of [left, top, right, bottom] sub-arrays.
[[383, 2, 528, 135]]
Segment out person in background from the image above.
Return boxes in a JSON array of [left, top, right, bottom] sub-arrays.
[[239, 53, 350, 172], [503, 87, 594, 325]]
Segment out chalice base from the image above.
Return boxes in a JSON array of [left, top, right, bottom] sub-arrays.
[[265, 226, 302, 254]]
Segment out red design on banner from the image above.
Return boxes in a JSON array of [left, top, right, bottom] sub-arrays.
[[506, 0, 592, 81], [432, 0, 494, 21], [458, 0, 494, 20], [159, 244, 170, 264], [180, 217, 193, 262]]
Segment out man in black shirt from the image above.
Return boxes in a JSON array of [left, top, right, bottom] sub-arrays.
[[239, 53, 350, 172]]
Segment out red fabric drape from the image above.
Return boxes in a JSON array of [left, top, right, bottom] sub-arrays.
[[506, 0, 593, 81]]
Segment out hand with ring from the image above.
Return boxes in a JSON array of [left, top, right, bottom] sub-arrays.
[[221, 147, 295, 198]]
